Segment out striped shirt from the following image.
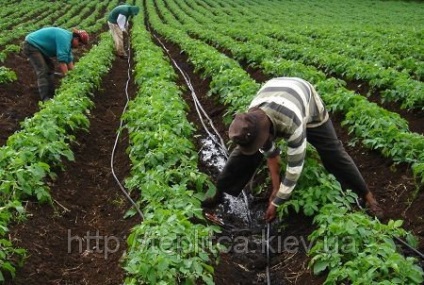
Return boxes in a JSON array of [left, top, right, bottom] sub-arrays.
[[249, 77, 329, 205]]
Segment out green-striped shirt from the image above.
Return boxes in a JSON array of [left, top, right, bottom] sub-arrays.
[[249, 77, 329, 205]]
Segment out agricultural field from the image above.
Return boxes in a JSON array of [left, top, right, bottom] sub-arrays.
[[0, 0, 424, 284]]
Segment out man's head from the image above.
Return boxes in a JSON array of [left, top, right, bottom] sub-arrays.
[[72, 29, 89, 47], [130, 5, 140, 15], [228, 108, 271, 155]]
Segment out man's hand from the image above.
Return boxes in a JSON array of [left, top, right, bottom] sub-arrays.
[[265, 203, 277, 222], [58, 62, 69, 75]]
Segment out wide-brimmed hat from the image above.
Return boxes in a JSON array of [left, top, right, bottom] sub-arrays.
[[228, 108, 270, 155]]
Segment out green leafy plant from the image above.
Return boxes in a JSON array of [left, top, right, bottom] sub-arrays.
[[0, 67, 17, 84]]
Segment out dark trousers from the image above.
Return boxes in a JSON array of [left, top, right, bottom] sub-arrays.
[[22, 41, 55, 100], [217, 119, 369, 199]]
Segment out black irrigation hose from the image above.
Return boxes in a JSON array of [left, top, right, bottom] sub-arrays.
[[150, 31, 228, 159], [394, 236, 424, 259], [152, 30, 256, 224], [151, 29, 274, 283], [353, 197, 424, 260]]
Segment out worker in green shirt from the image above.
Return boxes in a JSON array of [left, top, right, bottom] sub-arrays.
[[22, 27, 89, 101], [107, 4, 140, 59]]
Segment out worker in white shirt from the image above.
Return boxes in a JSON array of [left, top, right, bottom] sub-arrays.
[[107, 4, 140, 59]]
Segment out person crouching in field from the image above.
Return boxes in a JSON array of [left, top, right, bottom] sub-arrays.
[[202, 77, 384, 221], [22, 27, 89, 101], [107, 4, 140, 59]]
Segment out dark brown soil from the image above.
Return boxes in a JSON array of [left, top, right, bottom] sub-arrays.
[[1, 25, 423, 285], [4, 49, 140, 284], [0, 52, 40, 145]]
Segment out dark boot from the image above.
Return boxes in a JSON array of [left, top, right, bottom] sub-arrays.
[[39, 85, 51, 101]]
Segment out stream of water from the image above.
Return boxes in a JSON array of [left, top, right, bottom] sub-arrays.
[[199, 136, 260, 227]]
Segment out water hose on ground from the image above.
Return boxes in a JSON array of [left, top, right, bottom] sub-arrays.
[[352, 194, 423, 259], [152, 31, 273, 283], [110, 32, 144, 220]]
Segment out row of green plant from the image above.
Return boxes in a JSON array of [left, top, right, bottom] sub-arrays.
[[221, 0, 424, 80], [190, 0, 424, 110], [54, 0, 99, 30], [0, 0, 74, 47], [0, 1, 67, 62], [265, 29, 424, 82], [0, 0, 58, 31], [167, 0, 424, 187], [267, 144, 424, 284], [0, 1, 32, 20], [276, 145, 423, 284], [309, 204, 423, 284], [54, 0, 118, 34], [121, 4, 219, 284], [262, 33, 424, 109], [149, 0, 424, 283], [147, 0, 259, 118], [217, 0, 424, 65], [0, 33, 115, 282], [83, 0, 121, 34]]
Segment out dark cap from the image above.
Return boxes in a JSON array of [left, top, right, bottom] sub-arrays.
[[228, 108, 270, 155]]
